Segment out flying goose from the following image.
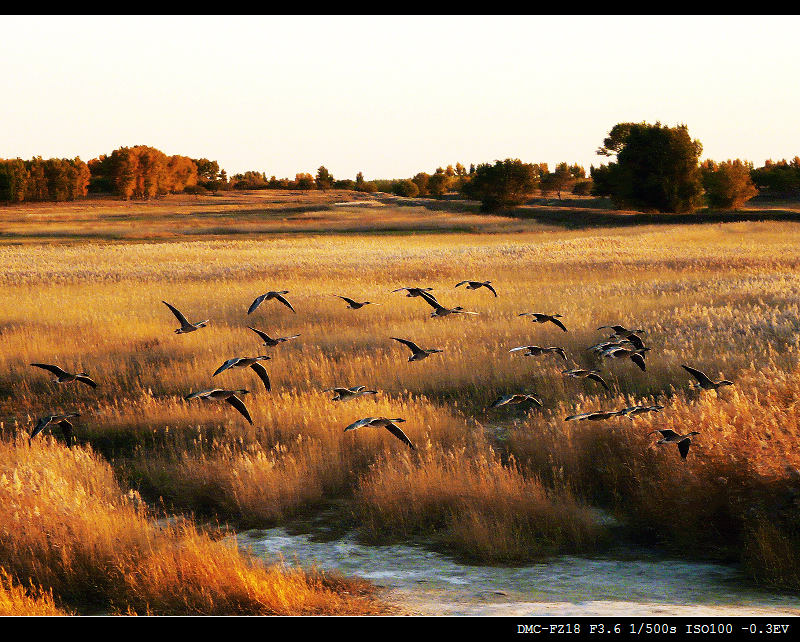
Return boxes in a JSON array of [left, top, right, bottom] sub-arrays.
[[248, 291, 295, 315], [30, 412, 80, 446], [598, 325, 646, 338], [490, 393, 543, 409], [618, 404, 665, 418], [518, 313, 567, 332], [392, 337, 443, 362], [344, 416, 415, 449], [418, 290, 478, 318], [587, 339, 635, 353], [601, 346, 650, 371], [455, 280, 497, 297], [247, 326, 300, 347], [391, 287, 436, 300], [213, 357, 272, 391], [649, 429, 700, 459], [333, 295, 378, 310], [565, 410, 626, 421], [30, 363, 97, 388], [561, 368, 610, 390], [162, 301, 209, 334], [681, 365, 734, 391], [509, 345, 567, 361], [323, 386, 378, 401], [184, 389, 253, 424]]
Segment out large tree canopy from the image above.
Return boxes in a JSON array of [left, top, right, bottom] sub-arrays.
[[461, 159, 541, 212], [591, 122, 704, 213]]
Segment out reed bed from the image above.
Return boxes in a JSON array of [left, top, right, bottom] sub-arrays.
[[1, 197, 799, 605], [0, 437, 384, 614]]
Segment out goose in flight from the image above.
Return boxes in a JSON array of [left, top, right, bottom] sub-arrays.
[[418, 290, 478, 318], [392, 337, 443, 362], [333, 295, 378, 310], [561, 368, 610, 390], [162, 301, 209, 334], [30, 363, 97, 388], [681, 365, 733, 391], [598, 325, 646, 339], [490, 393, 543, 409], [587, 339, 635, 354], [618, 404, 664, 418], [565, 410, 625, 421], [344, 416, 415, 449], [601, 346, 650, 371], [455, 280, 497, 297], [184, 389, 253, 424], [323, 386, 378, 402], [391, 287, 436, 300], [509, 345, 567, 361], [518, 313, 567, 332], [30, 412, 80, 446], [248, 291, 295, 315], [247, 326, 300, 347], [213, 357, 272, 391], [649, 429, 700, 459]]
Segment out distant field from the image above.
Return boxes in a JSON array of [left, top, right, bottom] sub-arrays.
[[1, 191, 799, 613]]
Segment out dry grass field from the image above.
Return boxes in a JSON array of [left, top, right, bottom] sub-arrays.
[[1, 190, 799, 613]]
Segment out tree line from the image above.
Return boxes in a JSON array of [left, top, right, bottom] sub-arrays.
[[3, 129, 800, 211]]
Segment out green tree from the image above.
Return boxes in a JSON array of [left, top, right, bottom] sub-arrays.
[[411, 172, 430, 196], [701, 159, 758, 209], [391, 179, 419, 197], [427, 171, 450, 198], [591, 122, 704, 213], [315, 166, 334, 190], [461, 158, 540, 212]]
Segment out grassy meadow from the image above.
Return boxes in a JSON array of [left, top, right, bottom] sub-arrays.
[[1, 190, 799, 613]]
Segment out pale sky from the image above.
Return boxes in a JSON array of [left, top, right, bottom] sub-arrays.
[[2, 15, 799, 179]]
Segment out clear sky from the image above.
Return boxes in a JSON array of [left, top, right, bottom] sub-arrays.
[[2, 14, 799, 179]]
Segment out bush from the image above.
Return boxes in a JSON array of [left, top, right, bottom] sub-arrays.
[[183, 184, 209, 195], [461, 158, 540, 212], [391, 179, 419, 198], [701, 159, 758, 209]]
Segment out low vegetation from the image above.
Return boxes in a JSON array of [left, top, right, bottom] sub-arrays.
[[1, 192, 799, 614]]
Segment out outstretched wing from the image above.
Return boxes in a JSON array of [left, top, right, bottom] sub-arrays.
[[75, 375, 97, 388], [213, 358, 239, 377], [30, 416, 52, 439], [384, 422, 416, 450], [681, 365, 713, 387], [454, 281, 469, 288], [392, 337, 421, 353], [630, 353, 647, 371], [677, 438, 692, 460], [565, 412, 590, 421], [651, 428, 681, 440], [526, 395, 543, 407], [30, 363, 69, 377], [250, 363, 271, 392], [272, 292, 296, 313], [626, 333, 646, 350], [226, 395, 253, 424], [552, 348, 567, 361], [247, 326, 272, 342], [483, 282, 498, 297], [550, 317, 568, 332], [162, 301, 190, 326], [418, 290, 441, 309], [587, 373, 610, 390], [248, 294, 268, 315], [344, 417, 375, 432], [335, 295, 357, 306], [509, 346, 532, 353]]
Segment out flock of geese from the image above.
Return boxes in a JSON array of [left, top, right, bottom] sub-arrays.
[[26, 282, 734, 460]]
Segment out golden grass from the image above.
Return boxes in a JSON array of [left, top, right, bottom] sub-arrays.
[[0, 438, 384, 614], [356, 444, 607, 562], [1, 194, 799, 597], [0, 568, 71, 616]]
